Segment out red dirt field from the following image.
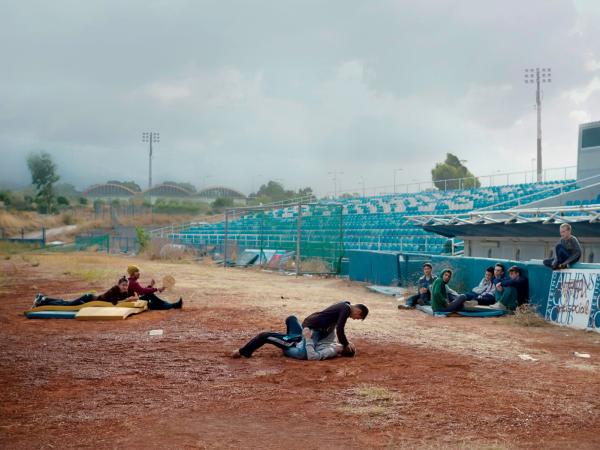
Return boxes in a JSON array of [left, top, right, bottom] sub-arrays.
[[1, 253, 599, 449]]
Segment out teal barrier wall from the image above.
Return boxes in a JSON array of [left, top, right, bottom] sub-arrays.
[[347, 250, 400, 286], [348, 250, 600, 316]]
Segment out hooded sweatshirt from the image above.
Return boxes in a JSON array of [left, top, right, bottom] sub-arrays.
[[430, 270, 452, 312]]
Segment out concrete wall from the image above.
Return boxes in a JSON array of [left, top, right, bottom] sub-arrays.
[[464, 236, 600, 263], [346, 250, 600, 318]]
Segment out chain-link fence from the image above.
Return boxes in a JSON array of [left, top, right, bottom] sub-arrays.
[[223, 202, 344, 274]]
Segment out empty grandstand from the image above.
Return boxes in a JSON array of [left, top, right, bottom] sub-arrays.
[[152, 179, 578, 265]]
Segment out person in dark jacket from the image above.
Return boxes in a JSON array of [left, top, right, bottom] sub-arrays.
[[402, 262, 436, 308], [32, 276, 134, 308], [127, 265, 182, 310], [496, 266, 529, 306], [543, 224, 582, 270], [231, 315, 356, 360], [300, 301, 368, 355]]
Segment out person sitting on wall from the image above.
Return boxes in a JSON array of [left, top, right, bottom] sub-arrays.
[[127, 265, 182, 310], [430, 269, 467, 313], [32, 276, 137, 308], [494, 266, 529, 310], [400, 262, 436, 309], [543, 223, 582, 270], [462, 266, 496, 306]]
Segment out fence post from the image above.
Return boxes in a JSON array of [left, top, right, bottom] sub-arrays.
[[42, 227, 46, 246], [296, 201, 302, 276], [21, 228, 24, 240], [224, 210, 229, 269]]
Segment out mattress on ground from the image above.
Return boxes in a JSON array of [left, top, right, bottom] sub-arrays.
[[75, 306, 146, 320], [415, 305, 450, 316], [25, 300, 148, 313], [25, 311, 77, 319], [458, 309, 507, 317], [415, 304, 507, 317], [366, 285, 408, 297]]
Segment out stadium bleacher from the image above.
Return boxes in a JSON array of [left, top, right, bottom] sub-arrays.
[[165, 180, 577, 255]]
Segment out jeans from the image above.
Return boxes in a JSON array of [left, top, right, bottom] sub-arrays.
[[406, 292, 430, 307], [41, 293, 96, 306], [140, 293, 178, 310], [238, 315, 304, 358], [463, 291, 495, 306], [438, 293, 467, 313], [543, 243, 573, 268]]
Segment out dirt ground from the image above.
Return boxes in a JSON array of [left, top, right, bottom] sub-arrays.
[[1, 252, 599, 449]]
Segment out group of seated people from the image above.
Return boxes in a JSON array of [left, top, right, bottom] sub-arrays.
[[32, 265, 183, 310], [401, 223, 583, 314], [401, 262, 529, 313]]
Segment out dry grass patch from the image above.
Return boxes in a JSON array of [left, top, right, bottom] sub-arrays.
[[507, 304, 551, 328], [339, 385, 408, 429]]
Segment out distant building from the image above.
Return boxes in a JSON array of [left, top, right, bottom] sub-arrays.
[[578, 121, 600, 182], [83, 182, 246, 205]]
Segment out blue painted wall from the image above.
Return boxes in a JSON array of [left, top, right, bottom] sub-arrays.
[[347, 250, 600, 315]]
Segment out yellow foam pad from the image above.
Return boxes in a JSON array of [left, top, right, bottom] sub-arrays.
[[25, 300, 148, 314], [75, 306, 146, 320]]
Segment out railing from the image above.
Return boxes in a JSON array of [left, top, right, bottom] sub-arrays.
[[329, 165, 577, 198], [476, 172, 600, 211]]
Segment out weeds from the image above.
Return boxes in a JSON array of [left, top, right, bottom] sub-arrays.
[[339, 385, 407, 429], [508, 304, 550, 328]]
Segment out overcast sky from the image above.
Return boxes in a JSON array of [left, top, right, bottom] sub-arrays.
[[1, 0, 599, 196]]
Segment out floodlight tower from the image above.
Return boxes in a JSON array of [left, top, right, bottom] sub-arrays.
[[524, 68, 551, 182], [142, 132, 160, 188]]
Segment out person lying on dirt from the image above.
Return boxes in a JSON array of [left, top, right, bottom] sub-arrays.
[[301, 301, 368, 355], [430, 269, 467, 313], [231, 315, 356, 360], [127, 265, 182, 310], [32, 276, 137, 308]]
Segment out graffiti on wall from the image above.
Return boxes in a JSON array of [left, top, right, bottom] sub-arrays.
[[546, 268, 600, 332]]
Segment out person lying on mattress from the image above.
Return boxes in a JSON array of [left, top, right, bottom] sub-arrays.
[[126, 265, 182, 310], [230, 315, 356, 360], [430, 269, 467, 313], [32, 276, 136, 308]]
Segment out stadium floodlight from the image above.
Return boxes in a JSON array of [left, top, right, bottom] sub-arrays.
[[523, 67, 552, 182], [328, 171, 344, 198], [142, 131, 160, 188]]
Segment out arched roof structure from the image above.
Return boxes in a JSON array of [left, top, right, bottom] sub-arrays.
[[197, 186, 246, 199], [143, 183, 194, 197], [83, 183, 138, 198]]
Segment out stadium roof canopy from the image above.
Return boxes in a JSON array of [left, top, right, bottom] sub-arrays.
[[406, 205, 600, 238], [144, 183, 193, 197], [197, 186, 246, 199], [83, 183, 138, 197]]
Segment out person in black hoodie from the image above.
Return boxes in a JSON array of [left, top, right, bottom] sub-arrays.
[[231, 301, 369, 359]]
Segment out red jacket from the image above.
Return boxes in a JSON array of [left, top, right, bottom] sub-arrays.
[[128, 277, 157, 296]]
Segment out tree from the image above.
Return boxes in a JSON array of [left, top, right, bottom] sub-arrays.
[[56, 196, 70, 206], [27, 152, 60, 213], [211, 197, 234, 212], [431, 153, 480, 190]]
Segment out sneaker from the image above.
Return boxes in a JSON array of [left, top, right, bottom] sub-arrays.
[[230, 349, 242, 359], [489, 302, 507, 310], [32, 293, 45, 308], [398, 304, 414, 310], [464, 300, 478, 308], [172, 298, 183, 309]]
